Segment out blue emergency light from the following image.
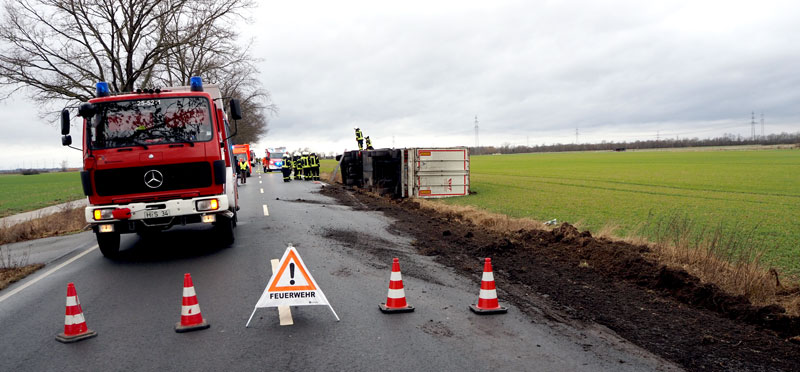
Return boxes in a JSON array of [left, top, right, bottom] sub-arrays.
[[190, 76, 203, 92], [96, 82, 110, 97], [276, 161, 282, 167]]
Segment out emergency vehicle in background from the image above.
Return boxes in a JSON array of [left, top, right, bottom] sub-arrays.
[[265, 151, 286, 172], [264, 147, 287, 172], [232, 144, 253, 177], [60, 77, 243, 258]]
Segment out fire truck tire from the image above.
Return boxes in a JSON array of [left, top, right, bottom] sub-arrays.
[[96, 232, 120, 258], [215, 213, 236, 246]]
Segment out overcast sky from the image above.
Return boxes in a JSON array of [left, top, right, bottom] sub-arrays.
[[2, 0, 799, 169]]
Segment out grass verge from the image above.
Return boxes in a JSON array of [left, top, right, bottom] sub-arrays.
[[0, 206, 87, 246], [0, 245, 44, 291], [0, 206, 87, 291], [0, 264, 45, 291]]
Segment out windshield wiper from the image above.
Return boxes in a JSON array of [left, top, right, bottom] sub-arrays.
[[126, 139, 149, 150]]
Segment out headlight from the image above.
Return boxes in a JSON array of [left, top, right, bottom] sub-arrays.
[[93, 209, 114, 220], [196, 199, 219, 211]]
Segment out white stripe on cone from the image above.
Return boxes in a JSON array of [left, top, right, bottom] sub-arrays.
[[479, 289, 498, 299], [66, 296, 78, 306], [64, 313, 86, 325], [183, 286, 196, 297], [482, 272, 495, 282], [387, 288, 406, 298], [181, 304, 202, 316], [390, 271, 402, 281]]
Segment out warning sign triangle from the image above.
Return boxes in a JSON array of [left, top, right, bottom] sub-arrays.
[[268, 249, 317, 292], [247, 245, 339, 325]]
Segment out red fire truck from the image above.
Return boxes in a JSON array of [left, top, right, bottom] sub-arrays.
[[60, 77, 242, 258]]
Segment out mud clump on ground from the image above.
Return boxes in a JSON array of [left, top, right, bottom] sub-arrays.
[[321, 185, 800, 371]]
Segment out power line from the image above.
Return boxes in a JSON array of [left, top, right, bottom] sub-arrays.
[[474, 115, 479, 148]]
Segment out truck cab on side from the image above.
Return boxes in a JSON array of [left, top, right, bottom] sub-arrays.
[[60, 77, 242, 258]]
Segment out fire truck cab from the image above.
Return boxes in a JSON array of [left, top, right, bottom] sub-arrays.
[[60, 77, 242, 258]]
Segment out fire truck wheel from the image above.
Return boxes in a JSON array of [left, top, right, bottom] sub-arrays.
[[96, 232, 120, 258], [215, 214, 235, 246]]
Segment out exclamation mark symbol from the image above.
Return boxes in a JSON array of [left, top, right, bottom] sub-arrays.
[[289, 263, 295, 285]]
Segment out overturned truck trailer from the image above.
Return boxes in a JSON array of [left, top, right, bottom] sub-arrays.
[[339, 147, 470, 198]]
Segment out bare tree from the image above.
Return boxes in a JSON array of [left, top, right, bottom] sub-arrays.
[[151, 11, 277, 143], [0, 0, 274, 143]]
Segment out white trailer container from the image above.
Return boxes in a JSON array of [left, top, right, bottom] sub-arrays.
[[402, 148, 470, 198]]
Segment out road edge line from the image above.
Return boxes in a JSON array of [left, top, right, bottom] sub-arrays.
[[0, 244, 98, 304]]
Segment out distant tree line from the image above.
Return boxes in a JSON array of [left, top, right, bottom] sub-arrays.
[[470, 132, 800, 155]]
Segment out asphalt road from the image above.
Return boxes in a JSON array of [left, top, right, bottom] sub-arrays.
[[0, 170, 679, 371]]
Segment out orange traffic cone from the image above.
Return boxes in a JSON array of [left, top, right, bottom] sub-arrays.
[[175, 273, 210, 332], [379, 258, 414, 313], [469, 258, 508, 314], [55, 282, 97, 343]]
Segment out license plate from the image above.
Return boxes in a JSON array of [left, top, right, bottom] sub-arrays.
[[144, 210, 170, 218]]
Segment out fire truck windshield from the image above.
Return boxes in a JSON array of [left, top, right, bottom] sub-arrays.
[[89, 97, 213, 149]]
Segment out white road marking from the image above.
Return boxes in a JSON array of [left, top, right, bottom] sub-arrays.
[[0, 245, 98, 304], [259, 180, 262, 184], [262, 204, 269, 216], [271, 258, 294, 326], [260, 188, 264, 194]]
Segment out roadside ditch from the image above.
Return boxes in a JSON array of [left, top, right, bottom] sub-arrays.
[[320, 184, 800, 371]]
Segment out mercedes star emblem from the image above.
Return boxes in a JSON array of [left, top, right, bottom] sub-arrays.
[[144, 170, 164, 189]]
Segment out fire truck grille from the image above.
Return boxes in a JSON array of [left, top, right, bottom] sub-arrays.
[[94, 162, 212, 196]]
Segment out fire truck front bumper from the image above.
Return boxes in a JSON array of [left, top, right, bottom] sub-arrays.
[[85, 195, 232, 233]]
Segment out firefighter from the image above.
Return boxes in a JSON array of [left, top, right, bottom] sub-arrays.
[[281, 153, 292, 182], [237, 157, 247, 184], [365, 136, 374, 150], [308, 152, 317, 181], [293, 152, 302, 180], [262, 156, 268, 172], [313, 152, 321, 181], [301, 151, 310, 181], [354, 127, 364, 150]]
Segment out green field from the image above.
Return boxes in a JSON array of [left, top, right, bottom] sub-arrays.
[[320, 159, 338, 174], [437, 149, 800, 274], [0, 172, 84, 218]]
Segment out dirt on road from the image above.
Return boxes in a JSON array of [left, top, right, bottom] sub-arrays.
[[321, 184, 800, 371]]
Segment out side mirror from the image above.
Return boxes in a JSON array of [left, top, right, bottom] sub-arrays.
[[62, 135, 72, 146], [229, 99, 242, 121], [78, 103, 96, 119], [61, 109, 70, 135]]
